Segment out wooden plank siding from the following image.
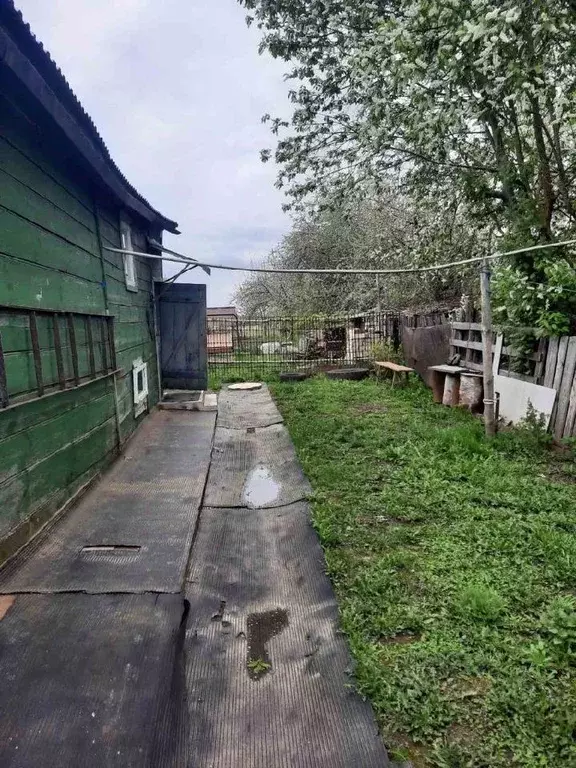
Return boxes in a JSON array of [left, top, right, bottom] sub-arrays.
[[98, 202, 160, 442], [0, 90, 162, 553]]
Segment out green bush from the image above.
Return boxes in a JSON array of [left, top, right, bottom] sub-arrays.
[[370, 339, 404, 364], [541, 595, 576, 666], [454, 584, 507, 623]]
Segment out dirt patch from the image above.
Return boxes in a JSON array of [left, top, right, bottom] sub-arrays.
[[246, 608, 289, 680], [387, 732, 430, 768], [379, 632, 421, 646], [445, 723, 478, 748], [546, 464, 576, 484], [441, 675, 492, 700], [352, 404, 388, 415], [387, 517, 422, 526], [551, 441, 574, 456], [0, 595, 15, 621]]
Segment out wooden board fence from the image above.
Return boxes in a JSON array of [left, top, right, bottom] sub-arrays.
[[450, 322, 545, 380], [544, 336, 576, 439], [450, 322, 484, 371], [450, 323, 576, 438]]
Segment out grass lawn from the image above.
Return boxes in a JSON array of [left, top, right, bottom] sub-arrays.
[[270, 376, 576, 767]]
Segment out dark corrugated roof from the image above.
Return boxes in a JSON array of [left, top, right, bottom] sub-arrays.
[[0, 1, 178, 233]]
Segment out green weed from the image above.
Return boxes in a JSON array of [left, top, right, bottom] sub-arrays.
[[453, 584, 507, 623], [271, 376, 576, 767], [540, 595, 576, 666], [247, 657, 272, 676]]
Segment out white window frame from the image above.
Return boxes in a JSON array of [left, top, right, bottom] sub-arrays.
[[120, 217, 138, 292], [132, 358, 149, 417]]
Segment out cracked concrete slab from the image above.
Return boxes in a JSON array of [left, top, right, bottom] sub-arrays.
[[217, 384, 284, 429], [185, 380, 389, 767], [184, 503, 390, 768], [204, 423, 311, 509]]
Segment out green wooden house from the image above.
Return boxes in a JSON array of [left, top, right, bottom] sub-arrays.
[[0, 2, 181, 560]]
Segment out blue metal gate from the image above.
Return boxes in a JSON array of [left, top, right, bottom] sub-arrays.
[[159, 283, 207, 390]]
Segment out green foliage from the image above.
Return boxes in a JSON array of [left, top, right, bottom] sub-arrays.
[[514, 402, 553, 449], [492, 258, 576, 338], [370, 339, 403, 365], [453, 584, 507, 623], [540, 595, 576, 666], [241, 0, 576, 333], [233, 197, 481, 316], [242, 0, 576, 233], [247, 658, 271, 675], [272, 376, 576, 766]]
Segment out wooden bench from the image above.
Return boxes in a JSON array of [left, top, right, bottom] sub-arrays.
[[374, 361, 415, 388]]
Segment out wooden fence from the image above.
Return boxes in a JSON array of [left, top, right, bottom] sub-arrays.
[[449, 322, 576, 438], [400, 311, 452, 328], [543, 337, 576, 439]]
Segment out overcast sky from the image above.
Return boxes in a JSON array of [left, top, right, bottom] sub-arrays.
[[17, 0, 291, 307]]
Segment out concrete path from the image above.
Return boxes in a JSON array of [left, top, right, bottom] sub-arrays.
[[0, 390, 390, 766], [185, 384, 390, 767]]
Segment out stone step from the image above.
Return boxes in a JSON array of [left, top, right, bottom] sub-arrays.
[[159, 389, 218, 412]]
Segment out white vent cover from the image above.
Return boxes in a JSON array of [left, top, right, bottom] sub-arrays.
[[132, 358, 149, 417]]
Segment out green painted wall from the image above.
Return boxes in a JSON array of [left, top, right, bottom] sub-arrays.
[[0, 90, 162, 556]]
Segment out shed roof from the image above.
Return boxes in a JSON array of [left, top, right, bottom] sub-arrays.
[[207, 307, 238, 317], [0, 1, 178, 234]]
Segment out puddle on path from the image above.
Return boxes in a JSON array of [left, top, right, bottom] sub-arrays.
[[243, 465, 280, 508]]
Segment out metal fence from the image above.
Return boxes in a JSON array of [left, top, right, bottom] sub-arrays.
[[207, 311, 449, 381]]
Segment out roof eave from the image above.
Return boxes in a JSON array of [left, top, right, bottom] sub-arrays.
[[0, 23, 178, 234]]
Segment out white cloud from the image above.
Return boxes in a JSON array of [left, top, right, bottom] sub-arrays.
[[16, 0, 292, 306]]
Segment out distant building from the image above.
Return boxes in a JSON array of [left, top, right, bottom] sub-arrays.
[[207, 306, 238, 322], [207, 307, 238, 354]]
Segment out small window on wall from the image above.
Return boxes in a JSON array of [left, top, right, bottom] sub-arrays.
[[120, 218, 138, 292], [132, 358, 149, 417]]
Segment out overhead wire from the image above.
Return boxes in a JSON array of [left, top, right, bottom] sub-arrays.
[[103, 237, 576, 277]]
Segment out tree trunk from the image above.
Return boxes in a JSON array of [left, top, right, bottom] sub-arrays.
[[484, 110, 514, 206], [545, 94, 575, 222], [530, 94, 555, 240]]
